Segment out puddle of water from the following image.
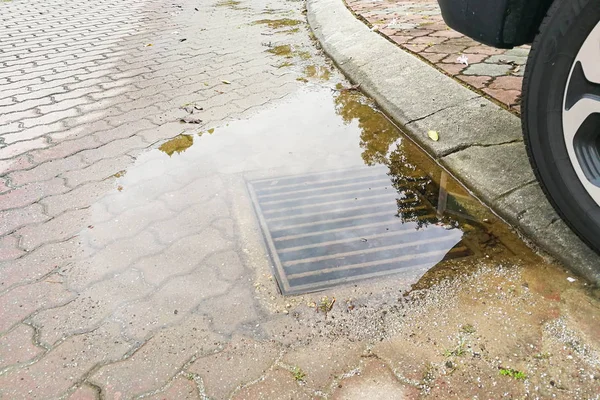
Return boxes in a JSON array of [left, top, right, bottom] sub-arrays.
[[93, 85, 541, 295]]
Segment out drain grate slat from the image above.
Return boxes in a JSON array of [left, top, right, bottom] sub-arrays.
[[249, 167, 472, 295], [277, 229, 456, 263]]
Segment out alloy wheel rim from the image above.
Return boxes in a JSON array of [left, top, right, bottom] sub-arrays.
[[562, 20, 600, 207]]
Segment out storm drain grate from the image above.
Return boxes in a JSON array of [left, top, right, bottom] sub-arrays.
[[248, 167, 471, 295]]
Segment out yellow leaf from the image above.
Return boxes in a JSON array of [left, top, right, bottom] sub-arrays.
[[427, 130, 439, 141]]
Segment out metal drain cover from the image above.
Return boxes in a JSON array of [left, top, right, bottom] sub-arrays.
[[248, 167, 469, 295]]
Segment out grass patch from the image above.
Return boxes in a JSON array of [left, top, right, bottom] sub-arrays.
[[292, 366, 306, 382], [460, 324, 476, 334], [443, 337, 466, 357], [499, 368, 527, 380]]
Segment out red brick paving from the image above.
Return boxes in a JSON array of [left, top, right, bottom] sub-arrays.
[[346, 0, 529, 112]]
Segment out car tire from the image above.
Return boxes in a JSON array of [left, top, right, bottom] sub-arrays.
[[522, 0, 600, 254]]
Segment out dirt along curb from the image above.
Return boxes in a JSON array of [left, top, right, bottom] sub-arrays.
[[306, 0, 600, 283]]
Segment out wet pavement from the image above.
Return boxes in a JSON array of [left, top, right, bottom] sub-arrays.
[[0, 0, 600, 399]]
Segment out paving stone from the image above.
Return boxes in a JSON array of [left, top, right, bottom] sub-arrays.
[[486, 54, 528, 65], [194, 285, 258, 336], [488, 75, 523, 91], [331, 360, 419, 400], [408, 36, 446, 45], [143, 375, 200, 400], [442, 53, 488, 64], [188, 335, 280, 400], [457, 74, 491, 89], [0, 323, 130, 399], [31, 269, 153, 346], [49, 120, 112, 141], [148, 198, 229, 245], [0, 137, 49, 160], [16, 207, 91, 251], [29, 135, 100, 164], [115, 270, 230, 341], [0, 324, 44, 370], [483, 88, 521, 106], [8, 156, 87, 187], [85, 200, 174, 248], [41, 179, 116, 217], [437, 62, 465, 76], [0, 177, 69, 210], [231, 368, 312, 400], [462, 63, 512, 77], [503, 47, 530, 58], [283, 338, 364, 392], [90, 315, 224, 398], [67, 384, 100, 400], [0, 234, 25, 262], [2, 122, 66, 145], [81, 135, 147, 163], [0, 155, 34, 176], [0, 203, 49, 236], [423, 43, 467, 54], [132, 228, 233, 286], [60, 155, 132, 188], [0, 239, 83, 291], [0, 276, 74, 334], [420, 52, 447, 63], [68, 230, 166, 290]]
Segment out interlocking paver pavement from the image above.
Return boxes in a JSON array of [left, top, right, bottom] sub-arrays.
[[345, 0, 529, 112], [1, 0, 599, 398]]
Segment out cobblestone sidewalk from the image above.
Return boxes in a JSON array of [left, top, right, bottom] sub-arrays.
[[346, 0, 528, 112], [1, 0, 599, 399]]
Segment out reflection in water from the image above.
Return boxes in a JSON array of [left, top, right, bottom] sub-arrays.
[[158, 134, 194, 157], [331, 88, 533, 290], [96, 87, 539, 295], [334, 90, 400, 166]]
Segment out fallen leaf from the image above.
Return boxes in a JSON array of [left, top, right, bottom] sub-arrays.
[[179, 116, 203, 124], [179, 38, 187, 42], [338, 83, 361, 92], [428, 130, 439, 141], [221, 80, 231, 84], [145, 43, 153, 47]]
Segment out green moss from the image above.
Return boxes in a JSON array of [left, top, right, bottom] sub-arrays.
[[159, 135, 194, 157], [253, 18, 302, 29], [304, 65, 330, 80], [267, 44, 292, 57]]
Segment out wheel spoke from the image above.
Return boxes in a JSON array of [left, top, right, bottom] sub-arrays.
[[576, 21, 600, 84], [563, 97, 600, 143]]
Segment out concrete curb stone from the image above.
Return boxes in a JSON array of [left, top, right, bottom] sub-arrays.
[[306, 0, 600, 283]]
